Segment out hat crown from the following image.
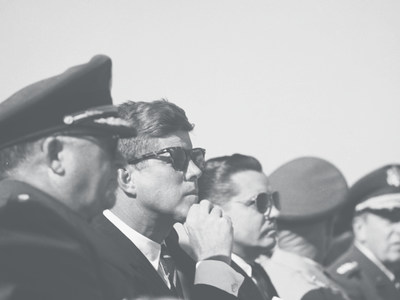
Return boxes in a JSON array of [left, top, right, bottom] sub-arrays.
[[0, 55, 135, 148], [270, 156, 348, 221], [350, 164, 400, 207]]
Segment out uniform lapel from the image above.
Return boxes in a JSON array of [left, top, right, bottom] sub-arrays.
[[352, 246, 400, 300]]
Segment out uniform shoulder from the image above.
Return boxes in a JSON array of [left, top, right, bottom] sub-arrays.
[[327, 247, 361, 278], [334, 261, 360, 276]]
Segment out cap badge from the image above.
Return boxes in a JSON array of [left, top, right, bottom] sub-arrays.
[[93, 117, 131, 127], [63, 109, 105, 125], [387, 167, 400, 187]]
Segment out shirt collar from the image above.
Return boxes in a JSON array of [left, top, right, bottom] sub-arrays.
[[271, 247, 325, 272], [103, 209, 161, 270], [355, 241, 396, 282], [232, 253, 253, 277]]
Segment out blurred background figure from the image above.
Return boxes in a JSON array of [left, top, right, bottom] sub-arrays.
[[198, 153, 281, 300], [257, 157, 349, 300], [328, 165, 400, 300], [0, 55, 137, 300]]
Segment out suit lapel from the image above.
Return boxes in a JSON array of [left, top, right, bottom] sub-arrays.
[[92, 215, 173, 297], [231, 260, 266, 300]]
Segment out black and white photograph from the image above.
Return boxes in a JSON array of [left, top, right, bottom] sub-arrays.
[[1, 1, 399, 300]]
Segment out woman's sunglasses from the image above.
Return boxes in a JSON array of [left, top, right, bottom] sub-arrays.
[[128, 147, 206, 172]]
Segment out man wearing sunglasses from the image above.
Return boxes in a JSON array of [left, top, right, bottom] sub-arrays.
[[92, 100, 244, 299], [196, 154, 281, 300], [257, 157, 350, 300], [0, 55, 137, 300]]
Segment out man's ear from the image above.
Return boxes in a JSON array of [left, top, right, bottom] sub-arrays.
[[352, 214, 366, 242], [41, 136, 65, 175], [118, 167, 137, 197]]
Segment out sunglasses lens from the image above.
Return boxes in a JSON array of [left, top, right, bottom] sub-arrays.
[[168, 148, 205, 171], [255, 192, 280, 214], [169, 148, 187, 171], [191, 148, 205, 170], [256, 193, 269, 214], [272, 192, 280, 210]]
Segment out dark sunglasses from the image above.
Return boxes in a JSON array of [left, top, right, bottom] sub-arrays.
[[128, 147, 206, 172], [247, 192, 280, 216]]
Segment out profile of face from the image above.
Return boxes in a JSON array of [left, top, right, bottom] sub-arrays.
[[222, 170, 280, 259], [354, 209, 400, 269], [66, 134, 121, 219], [129, 130, 203, 223]]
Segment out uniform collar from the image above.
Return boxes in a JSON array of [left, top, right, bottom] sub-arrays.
[[271, 247, 325, 272], [355, 241, 396, 282]]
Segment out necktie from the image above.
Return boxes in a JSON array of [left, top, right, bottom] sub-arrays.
[[251, 262, 279, 300], [159, 244, 184, 299]]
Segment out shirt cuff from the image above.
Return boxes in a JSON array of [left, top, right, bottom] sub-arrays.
[[194, 260, 244, 296]]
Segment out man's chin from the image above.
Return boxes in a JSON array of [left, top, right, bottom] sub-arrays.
[[260, 236, 277, 251]]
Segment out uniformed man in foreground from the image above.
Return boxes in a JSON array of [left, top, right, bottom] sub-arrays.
[[328, 164, 400, 300], [0, 55, 137, 300], [257, 157, 350, 300]]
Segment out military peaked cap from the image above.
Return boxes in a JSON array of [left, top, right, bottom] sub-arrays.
[[0, 55, 136, 149], [351, 164, 400, 212]]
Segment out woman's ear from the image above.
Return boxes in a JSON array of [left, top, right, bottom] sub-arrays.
[[41, 136, 65, 175], [118, 167, 136, 197]]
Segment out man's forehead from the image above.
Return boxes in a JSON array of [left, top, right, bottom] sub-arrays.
[[230, 170, 271, 191], [151, 131, 193, 150]]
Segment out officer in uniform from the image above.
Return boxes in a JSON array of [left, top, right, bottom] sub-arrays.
[[0, 55, 137, 300], [327, 165, 400, 300], [257, 157, 350, 300]]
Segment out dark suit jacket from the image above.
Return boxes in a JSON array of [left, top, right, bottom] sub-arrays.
[[327, 244, 400, 300], [92, 214, 239, 300], [231, 260, 277, 300], [0, 180, 126, 300]]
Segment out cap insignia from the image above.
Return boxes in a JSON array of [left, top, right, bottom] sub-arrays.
[[63, 109, 105, 125], [93, 117, 132, 127], [387, 167, 400, 187]]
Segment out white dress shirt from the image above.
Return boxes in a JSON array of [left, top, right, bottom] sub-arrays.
[[103, 210, 244, 296]]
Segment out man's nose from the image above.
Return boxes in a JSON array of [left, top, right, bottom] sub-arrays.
[[266, 205, 280, 219], [185, 159, 202, 181]]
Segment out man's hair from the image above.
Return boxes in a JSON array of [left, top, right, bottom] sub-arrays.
[[0, 140, 41, 179], [117, 100, 194, 161], [198, 154, 263, 206]]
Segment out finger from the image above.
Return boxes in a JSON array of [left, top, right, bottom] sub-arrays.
[[199, 199, 213, 212], [210, 206, 223, 218], [182, 222, 189, 235]]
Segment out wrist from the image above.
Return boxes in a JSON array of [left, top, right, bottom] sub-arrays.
[[201, 255, 231, 265]]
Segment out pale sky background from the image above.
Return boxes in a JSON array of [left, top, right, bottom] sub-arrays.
[[1, 0, 399, 184]]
